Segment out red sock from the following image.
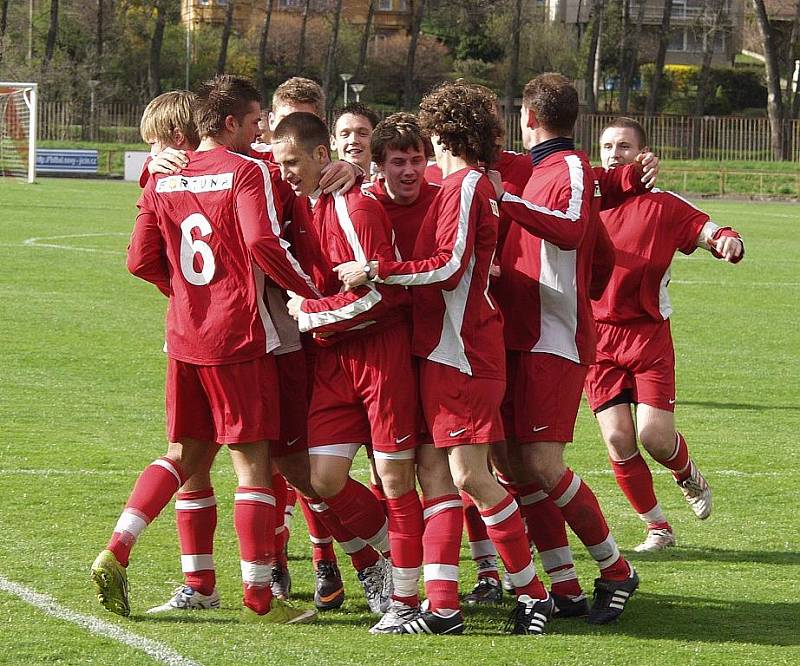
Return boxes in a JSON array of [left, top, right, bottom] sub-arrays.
[[655, 432, 692, 483], [234, 486, 275, 614], [386, 490, 424, 605], [611, 453, 671, 530], [324, 478, 390, 557], [271, 474, 289, 567], [304, 496, 379, 572], [298, 495, 337, 565], [422, 494, 463, 613], [462, 492, 499, 582], [517, 482, 582, 598], [549, 469, 630, 581], [175, 488, 217, 595], [480, 493, 547, 599], [108, 457, 185, 567], [370, 482, 389, 516]]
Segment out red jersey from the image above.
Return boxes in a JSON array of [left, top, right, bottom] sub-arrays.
[[425, 151, 531, 195], [129, 146, 319, 365], [296, 187, 409, 341], [364, 178, 440, 259], [376, 167, 504, 380], [594, 189, 710, 323], [494, 149, 613, 365]]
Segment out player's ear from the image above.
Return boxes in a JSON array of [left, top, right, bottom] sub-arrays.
[[313, 144, 328, 164], [268, 111, 277, 132], [224, 114, 238, 134], [172, 128, 186, 149], [526, 108, 538, 130], [330, 135, 337, 153]]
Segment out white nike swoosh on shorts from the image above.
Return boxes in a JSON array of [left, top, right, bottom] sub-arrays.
[[286, 437, 301, 446], [395, 434, 412, 444], [449, 428, 467, 437], [532, 425, 549, 432]]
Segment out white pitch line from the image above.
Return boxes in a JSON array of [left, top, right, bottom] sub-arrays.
[[671, 279, 800, 287], [21, 232, 128, 256], [0, 467, 791, 479], [0, 575, 200, 666]]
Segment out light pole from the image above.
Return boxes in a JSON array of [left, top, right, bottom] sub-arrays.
[[340, 73, 352, 106], [88, 79, 100, 141], [350, 83, 365, 103]]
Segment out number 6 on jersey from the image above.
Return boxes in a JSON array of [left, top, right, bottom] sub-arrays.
[[180, 213, 216, 285]]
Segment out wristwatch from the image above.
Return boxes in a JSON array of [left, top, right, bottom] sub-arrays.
[[363, 263, 374, 280]]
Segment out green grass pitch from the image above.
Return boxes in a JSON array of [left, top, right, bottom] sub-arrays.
[[0, 178, 798, 665]]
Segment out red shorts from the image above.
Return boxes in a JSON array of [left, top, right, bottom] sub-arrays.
[[272, 350, 309, 458], [585, 319, 676, 412], [166, 355, 280, 445], [503, 352, 586, 444], [420, 360, 505, 448], [307, 325, 418, 454]]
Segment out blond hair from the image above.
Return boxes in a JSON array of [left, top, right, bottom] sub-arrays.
[[272, 77, 326, 118], [140, 90, 199, 147]]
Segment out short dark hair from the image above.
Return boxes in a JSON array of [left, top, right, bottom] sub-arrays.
[[272, 112, 330, 156], [604, 116, 648, 149], [371, 112, 431, 165], [522, 73, 579, 136], [332, 102, 380, 131], [418, 82, 502, 165], [194, 75, 261, 137]]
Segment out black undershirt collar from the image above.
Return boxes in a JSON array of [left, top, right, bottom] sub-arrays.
[[530, 137, 576, 166]]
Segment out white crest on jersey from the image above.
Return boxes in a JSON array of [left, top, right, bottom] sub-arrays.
[[156, 173, 233, 194]]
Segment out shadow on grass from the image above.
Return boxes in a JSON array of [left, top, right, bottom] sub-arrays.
[[681, 399, 800, 412], [467, 593, 800, 646], [629, 545, 800, 566]]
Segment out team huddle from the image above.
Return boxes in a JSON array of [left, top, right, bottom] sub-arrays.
[[91, 72, 744, 636]]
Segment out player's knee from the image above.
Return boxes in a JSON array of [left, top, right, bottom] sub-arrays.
[[310, 471, 348, 499], [639, 425, 676, 458], [604, 428, 637, 460]]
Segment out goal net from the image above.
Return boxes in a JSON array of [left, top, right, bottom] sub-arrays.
[[0, 82, 37, 183]]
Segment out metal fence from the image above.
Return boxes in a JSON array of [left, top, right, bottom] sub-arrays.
[[37, 99, 800, 162], [505, 111, 800, 162]]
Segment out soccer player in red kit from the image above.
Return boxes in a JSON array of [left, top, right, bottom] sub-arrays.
[[273, 112, 424, 622], [491, 73, 638, 625], [587, 117, 744, 551], [338, 82, 552, 637], [331, 102, 380, 176], [91, 75, 320, 623]]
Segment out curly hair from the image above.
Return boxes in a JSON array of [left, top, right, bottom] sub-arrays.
[[370, 112, 432, 165], [418, 82, 502, 166], [522, 73, 579, 136]]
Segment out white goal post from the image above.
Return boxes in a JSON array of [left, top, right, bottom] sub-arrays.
[[0, 82, 38, 183]]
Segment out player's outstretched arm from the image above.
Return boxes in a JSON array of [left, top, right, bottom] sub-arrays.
[[127, 209, 170, 297], [319, 160, 364, 194], [698, 223, 744, 263], [237, 163, 320, 299]]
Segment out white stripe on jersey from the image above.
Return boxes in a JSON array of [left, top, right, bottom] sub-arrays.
[[297, 191, 383, 332], [378, 170, 479, 286], [533, 241, 579, 362], [232, 151, 320, 298], [254, 268, 281, 354], [500, 153, 584, 222]]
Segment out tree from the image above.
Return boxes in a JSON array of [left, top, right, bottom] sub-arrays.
[[504, 0, 523, 118], [751, 0, 785, 159], [355, 0, 376, 82], [403, 0, 426, 109], [217, 0, 236, 74], [258, 0, 275, 102], [296, 0, 312, 72], [0, 0, 9, 63], [44, 0, 60, 67], [96, 0, 105, 77], [585, 0, 604, 113], [322, 0, 344, 109], [787, 0, 800, 118], [149, 1, 170, 98], [646, 0, 673, 115], [618, 0, 647, 113], [692, 0, 726, 117]]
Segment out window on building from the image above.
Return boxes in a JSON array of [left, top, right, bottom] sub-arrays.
[[379, 0, 393, 10]]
